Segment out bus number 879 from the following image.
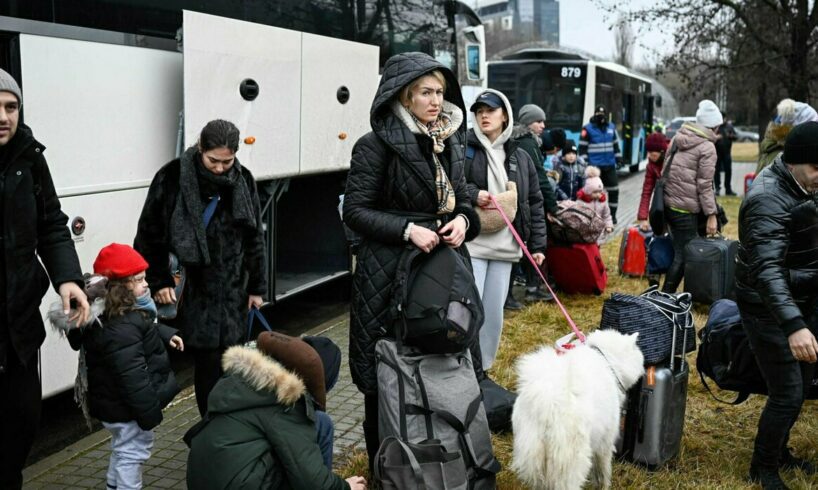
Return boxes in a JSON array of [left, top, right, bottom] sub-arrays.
[[560, 67, 582, 78]]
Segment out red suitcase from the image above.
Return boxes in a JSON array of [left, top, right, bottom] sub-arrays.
[[618, 227, 648, 277], [547, 242, 607, 295], [744, 172, 756, 195]]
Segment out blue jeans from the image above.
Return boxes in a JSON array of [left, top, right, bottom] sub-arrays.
[[102, 421, 154, 490], [315, 410, 334, 470]]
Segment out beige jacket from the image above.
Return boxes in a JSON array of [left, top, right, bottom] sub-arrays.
[[663, 122, 718, 216]]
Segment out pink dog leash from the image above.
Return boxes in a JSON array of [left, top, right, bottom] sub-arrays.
[[487, 194, 586, 345]]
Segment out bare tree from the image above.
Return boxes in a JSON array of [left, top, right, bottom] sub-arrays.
[[613, 14, 635, 68], [596, 0, 818, 131]]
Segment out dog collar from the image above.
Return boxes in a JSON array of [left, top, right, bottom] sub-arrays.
[[590, 345, 627, 394]]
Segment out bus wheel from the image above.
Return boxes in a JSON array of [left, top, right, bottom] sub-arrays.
[[629, 163, 641, 173]]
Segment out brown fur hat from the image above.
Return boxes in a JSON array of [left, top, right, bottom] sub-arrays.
[[256, 331, 327, 410]]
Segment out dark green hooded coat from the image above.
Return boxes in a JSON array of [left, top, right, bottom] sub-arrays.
[[186, 346, 348, 490]]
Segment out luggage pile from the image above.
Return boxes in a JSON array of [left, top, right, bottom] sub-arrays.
[[601, 287, 695, 468], [374, 245, 502, 489]]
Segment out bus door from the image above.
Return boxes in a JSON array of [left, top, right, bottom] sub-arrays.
[[622, 92, 634, 167]]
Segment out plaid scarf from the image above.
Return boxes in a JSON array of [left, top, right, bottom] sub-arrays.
[[411, 111, 457, 214]]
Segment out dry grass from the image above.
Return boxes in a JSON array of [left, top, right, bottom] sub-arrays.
[[732, 143, 760, 163], [336, 195, 818, 488]]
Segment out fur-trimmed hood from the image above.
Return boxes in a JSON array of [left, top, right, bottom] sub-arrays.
[[211, 346, 307, 414], [510, 123, 542, 145]]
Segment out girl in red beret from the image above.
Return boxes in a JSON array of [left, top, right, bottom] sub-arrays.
[[66, 243, 184, 490]]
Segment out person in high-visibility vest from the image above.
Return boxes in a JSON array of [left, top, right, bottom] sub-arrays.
[[579, 105, 622, 223]]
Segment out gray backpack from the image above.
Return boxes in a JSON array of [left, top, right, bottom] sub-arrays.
[[375, 338, 500, 489]]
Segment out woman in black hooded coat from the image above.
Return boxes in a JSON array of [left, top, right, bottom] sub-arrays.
[[343, 52, 480, 464]]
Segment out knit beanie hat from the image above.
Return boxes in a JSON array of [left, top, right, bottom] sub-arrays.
[[257, 331, 329, 410], [783, 121, 818, 165], [93, 243, 149, 279], [775, 99, 818, 126], [541, 130, 555, 152], [696, 99, 723, 128], [583, 166, 604, 194], [0, 68, 21, 105], [550, 128, 567, 150], [645, 132, 669, 152], [518, 104, 546, 126], [563, 140, 578, 155]]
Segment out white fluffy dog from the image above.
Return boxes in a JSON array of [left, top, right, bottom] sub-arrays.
[[511, 329, 645, 490]]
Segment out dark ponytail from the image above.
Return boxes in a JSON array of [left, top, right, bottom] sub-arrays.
[[199, 119, 240, 153]]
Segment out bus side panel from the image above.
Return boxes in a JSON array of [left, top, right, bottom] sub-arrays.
[[19, 34, 181, 196], [300, 33, 378, 175], [183, 11, 301, 180], [39, 188, 150, 398]]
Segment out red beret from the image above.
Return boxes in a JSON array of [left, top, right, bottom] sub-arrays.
[[93, 243, 148, 279], [646, 132, 669, 152]]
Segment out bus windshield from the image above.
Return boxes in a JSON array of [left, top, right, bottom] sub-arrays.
[[488, 61, 586, 132]]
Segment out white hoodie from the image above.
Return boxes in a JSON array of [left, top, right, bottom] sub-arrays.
[[467, 89, 523, 262]]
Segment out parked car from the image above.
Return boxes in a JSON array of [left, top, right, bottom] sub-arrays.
[[734, 126, 760, 142], [666, 116, 696, 140]]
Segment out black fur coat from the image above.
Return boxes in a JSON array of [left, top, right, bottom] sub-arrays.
[[134, 150, 267, 349]]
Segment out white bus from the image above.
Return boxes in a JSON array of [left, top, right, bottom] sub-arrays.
[[488, 48, 655, 172], [0, 0, 485, 398]]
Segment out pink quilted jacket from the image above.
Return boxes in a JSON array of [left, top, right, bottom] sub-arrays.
[[664, 123, 718, 216]]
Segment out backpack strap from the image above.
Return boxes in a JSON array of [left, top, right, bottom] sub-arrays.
[[465, 144, 476, 161], [698, 370, 751, 405]]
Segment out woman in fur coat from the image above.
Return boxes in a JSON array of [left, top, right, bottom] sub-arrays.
[[134, 119, 267, 417]]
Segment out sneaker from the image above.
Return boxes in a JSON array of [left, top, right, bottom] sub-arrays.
[[504, 295, 524, 311], [780, 449, 816, 474], [726, 190, 737, 196], [525, 288, 555, 302], [749, 465, 791, 489]]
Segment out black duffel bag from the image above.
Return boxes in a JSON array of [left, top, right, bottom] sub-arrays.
[[600, 286, 695, 365], [479, 377, 516, 434], [696, 299, 765, 404]]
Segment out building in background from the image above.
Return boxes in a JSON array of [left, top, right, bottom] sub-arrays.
[[473, 0, 559, 51]]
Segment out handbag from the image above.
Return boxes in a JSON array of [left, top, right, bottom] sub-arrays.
[[648, 144, 679, 236], [156, 195, 220, 321], [375, 437, 468, 490], [475, 181, 517, 233], [600, 286, 695, 365]]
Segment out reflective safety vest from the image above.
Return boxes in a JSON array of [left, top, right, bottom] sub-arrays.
[[582, 122, 617, 167]]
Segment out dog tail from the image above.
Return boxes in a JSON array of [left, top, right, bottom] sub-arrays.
[[512, 347, 593, 489]]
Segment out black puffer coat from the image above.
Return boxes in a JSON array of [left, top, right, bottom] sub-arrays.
[[68, 310, 180, 430], [343, 53, 480, 395], [464, 129, 547, 254], [134, 153, 266, 349], [735, 157, 818, 336], [0, 124, 83, 371]]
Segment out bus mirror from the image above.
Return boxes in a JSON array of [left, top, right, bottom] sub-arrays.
[[654, 95, 663, 108], [467, 44, 481, 80]]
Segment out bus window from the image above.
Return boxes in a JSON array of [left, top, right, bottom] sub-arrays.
[[467, 44, 481, 80], [488, 62, 586, 132]]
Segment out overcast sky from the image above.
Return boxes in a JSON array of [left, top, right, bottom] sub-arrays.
[[559, 0, 672, 64]]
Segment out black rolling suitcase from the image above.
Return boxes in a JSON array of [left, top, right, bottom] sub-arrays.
[[616, 311, 691, 468], [683, 236, 738, 304]]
